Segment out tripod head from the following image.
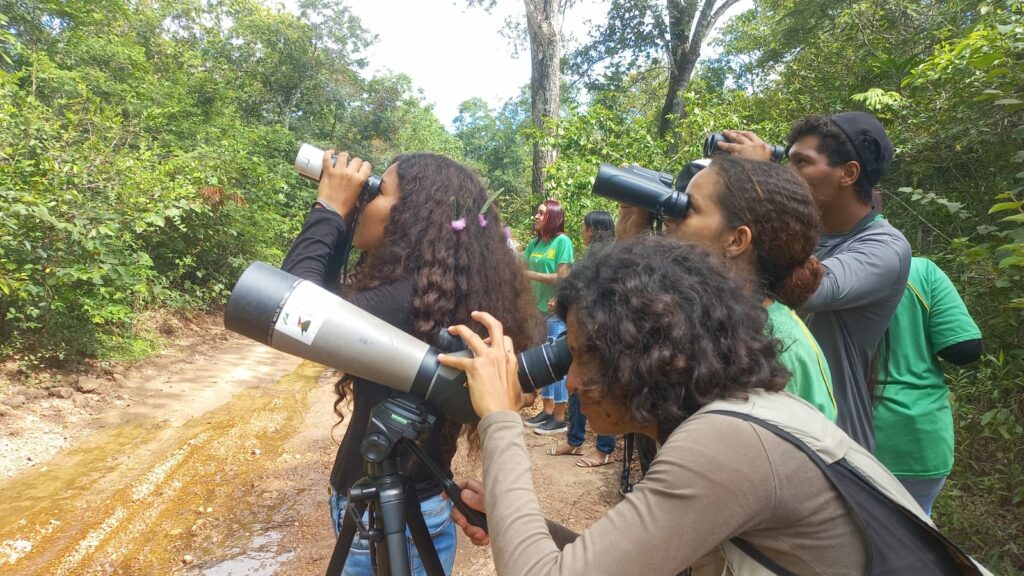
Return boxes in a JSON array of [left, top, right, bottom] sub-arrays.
[[328, 395, 487, 576], [361, 397, 435, 466]]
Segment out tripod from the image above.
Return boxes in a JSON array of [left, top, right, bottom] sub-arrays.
[[326, 396, 486, 576]]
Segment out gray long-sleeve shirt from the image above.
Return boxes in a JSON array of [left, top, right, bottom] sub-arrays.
[[801, 215, 911, 452]]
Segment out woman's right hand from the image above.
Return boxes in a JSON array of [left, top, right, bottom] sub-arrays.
[[317, 149, 371, 223], [451, 478, 489, 546], [615, 202, 650, 240]]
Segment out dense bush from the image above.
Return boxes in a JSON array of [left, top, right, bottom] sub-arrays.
[[0, 0, 461, 364]]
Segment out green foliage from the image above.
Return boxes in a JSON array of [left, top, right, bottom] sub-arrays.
[[0, 0, 467, 366]]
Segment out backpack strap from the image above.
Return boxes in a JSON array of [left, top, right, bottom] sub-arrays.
[[706, 410, 981, 576]]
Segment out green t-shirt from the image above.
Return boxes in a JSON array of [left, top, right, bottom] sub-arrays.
[[524, 234, 574, 313], [767, 301, 837, 421], [873, 257, 981, 479]]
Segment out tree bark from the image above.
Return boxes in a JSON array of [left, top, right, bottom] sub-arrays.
[[524, 0, 564, 196], [656, 0, 740, 139]]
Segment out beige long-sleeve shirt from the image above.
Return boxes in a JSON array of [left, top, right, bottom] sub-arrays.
[[479, 410, 868, 576]]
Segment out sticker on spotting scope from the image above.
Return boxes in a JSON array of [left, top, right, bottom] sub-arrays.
[[274, 281, 331, 345]]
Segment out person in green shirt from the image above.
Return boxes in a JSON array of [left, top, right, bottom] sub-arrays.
[[522, 199, 575, 434], [619, 156, 837, 420], [873, 257, 982, 516]]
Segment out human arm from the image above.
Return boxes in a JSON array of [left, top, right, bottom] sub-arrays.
[[280, 151, 370, 290], [937, 339, 982, 365], [475, 413, 778, 575], [524, 235, 574, 285], [714, 130, 774, 162], [923, 261, 982, 364], [801, 228, 911, 313], [524, 263, 570, 285], [615, 202, 652, 240]]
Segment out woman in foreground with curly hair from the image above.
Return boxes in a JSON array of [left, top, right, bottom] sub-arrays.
[[281, 150, 540, 576], [440, 237, 990, 576]]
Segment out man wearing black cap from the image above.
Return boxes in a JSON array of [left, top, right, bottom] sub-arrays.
[[717, 112, 911, 452]]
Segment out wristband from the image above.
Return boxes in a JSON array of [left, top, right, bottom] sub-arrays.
[[314, 198, 342, 216]]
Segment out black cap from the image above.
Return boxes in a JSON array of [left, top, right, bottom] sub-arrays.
[[674, 158, 710, 192], [829, 112, 893, 189]]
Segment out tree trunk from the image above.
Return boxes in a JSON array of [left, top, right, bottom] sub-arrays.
[[524, 0, 563, 197], [657, 0, 741, 140]]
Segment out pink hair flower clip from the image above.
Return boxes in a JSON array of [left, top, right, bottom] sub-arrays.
[[450, 188, 502, 232]]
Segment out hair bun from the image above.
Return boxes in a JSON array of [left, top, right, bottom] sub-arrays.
[[776, 256, 824, 309]]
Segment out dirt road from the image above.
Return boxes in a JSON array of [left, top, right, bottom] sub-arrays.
[[0, 324, 622, 575]]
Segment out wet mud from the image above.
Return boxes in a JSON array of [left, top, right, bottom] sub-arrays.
[[0, 361, 324, 575]]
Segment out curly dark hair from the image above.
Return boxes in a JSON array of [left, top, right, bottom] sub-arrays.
[[787, 114, 872, 203], [711, 156, 824, 308], [556, 237, 790, 441], [338, 153, 542, 443]]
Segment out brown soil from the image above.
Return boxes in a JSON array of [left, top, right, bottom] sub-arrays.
[[0, 317, 623, 575]]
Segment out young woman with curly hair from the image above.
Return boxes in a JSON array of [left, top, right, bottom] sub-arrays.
[[661, 156, 837, 420], [281, 150, 540, 576], [440, 238, 990, 576]]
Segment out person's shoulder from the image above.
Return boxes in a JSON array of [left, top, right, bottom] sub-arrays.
[[350, 277, 414, 316], [664, 412, 766, 451], [866, 217, 911, 246]]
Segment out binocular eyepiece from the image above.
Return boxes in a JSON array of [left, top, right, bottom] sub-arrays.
[[294, 143, 383, 205]]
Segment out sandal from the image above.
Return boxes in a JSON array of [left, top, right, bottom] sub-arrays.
[[547, 443, 584, 456], [576, 453, 615, 467]]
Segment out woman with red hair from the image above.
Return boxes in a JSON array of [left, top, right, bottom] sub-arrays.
[[522, 199, 574, 434]]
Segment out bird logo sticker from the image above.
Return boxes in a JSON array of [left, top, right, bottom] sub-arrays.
[[275, 282, 331, 345]]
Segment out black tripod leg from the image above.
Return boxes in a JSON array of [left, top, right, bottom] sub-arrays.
[[326, 499, 367, 576], [376, 479, 413, 576], [620, 433, 635, 495], [403, 480, 446, 576]]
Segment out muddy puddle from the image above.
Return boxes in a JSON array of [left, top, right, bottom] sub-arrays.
[[0, 361, 324, 575]]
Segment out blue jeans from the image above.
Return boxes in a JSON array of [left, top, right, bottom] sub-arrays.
[[568, 393, 616, 454], [898, 476, 947, 517], [329, 490, 457, 576], [539, 315, 568, 404]]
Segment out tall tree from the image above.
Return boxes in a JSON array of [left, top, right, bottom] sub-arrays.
[[570, 0, 742, 139], [470, 0, 572, 196]]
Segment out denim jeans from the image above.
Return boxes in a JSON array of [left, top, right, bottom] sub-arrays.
[[567, 393, 616, 454], [328, 490, 457, 576], [539, 315, 568, 404], [898, 476, 947, 517]]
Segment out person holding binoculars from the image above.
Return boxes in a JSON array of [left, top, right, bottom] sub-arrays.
[[712, 113, 912, 452], [280, 149, 541, 576], [439, 237, 990, 576], [615, 157, 837, 421]]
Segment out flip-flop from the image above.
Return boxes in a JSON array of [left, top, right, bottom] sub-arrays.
[[547, 444, 584, 456], [576, 453, 615, 467]]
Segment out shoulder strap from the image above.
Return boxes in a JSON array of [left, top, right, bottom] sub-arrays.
[[729, 538, 797, 576], [707, 410, 982, 576]]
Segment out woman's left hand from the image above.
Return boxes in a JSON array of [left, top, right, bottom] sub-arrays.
[[437, 311, 521, 418]]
